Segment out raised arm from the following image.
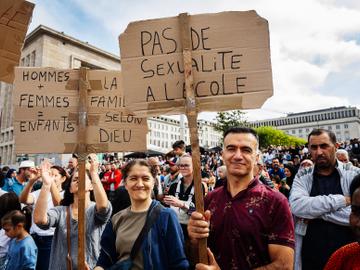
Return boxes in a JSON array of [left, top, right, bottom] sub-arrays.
[[19, 171, 40, 205], [89, 154, 109, 211], [33, 160, 54, 226], [50, 180, 62, 206]]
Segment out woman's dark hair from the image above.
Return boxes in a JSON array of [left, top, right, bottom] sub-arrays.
[[284, 164, 297, 186], [0, 192, 21, 224], [51, 165, 69, 190], [5, 169, 16, 179], [61, 169, 94, 206], [122, 159, 157, 180], [1, 207, 32, 232], [350, 174, 360, 201]]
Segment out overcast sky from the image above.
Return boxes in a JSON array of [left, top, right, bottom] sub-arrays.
[[27, 0, 360, 122]]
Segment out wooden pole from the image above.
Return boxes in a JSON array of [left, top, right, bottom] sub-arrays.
[[77, 67, 89, 270], [179, 13, 208, 265]]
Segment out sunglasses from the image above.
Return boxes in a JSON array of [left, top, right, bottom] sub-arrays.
[[179, 164, 190, 168]]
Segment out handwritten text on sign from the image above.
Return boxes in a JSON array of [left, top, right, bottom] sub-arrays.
[[119, 11, 273, 116], [13, 68, 147, 154]]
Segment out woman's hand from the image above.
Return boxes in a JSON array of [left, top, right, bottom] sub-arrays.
[[40, 159, 54, 187], [88, 153, 99, 176]]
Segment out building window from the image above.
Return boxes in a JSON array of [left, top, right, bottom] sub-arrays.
[[344, 124, 349, 129], [25, 55, 30, 66], [328, 126, 332, 130], [336, 125, 340, 129], [299, 129, 302, 133], [30, 50, 36, 66], [306, 128, 310, 132], [292, 130, 295, 134]]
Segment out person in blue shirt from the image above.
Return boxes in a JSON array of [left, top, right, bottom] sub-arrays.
[[268, 158, 286, 184], [1, 208, 37, 270], [2, 161, 39, 196]]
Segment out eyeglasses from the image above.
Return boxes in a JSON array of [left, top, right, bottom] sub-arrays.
[[179, 164, 190, 168]]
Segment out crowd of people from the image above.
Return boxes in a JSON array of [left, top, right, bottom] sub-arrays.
[[0, 127, 360, 269]]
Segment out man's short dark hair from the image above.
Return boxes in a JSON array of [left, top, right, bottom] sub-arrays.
[[350, 174, 360, 201], [308, 128, 337, 145], [172, 140, 185, 150], [223, 127, 259, 144]]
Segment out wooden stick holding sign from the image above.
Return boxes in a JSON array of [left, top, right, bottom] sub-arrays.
[[179, 13, 208, 264], [77, 67, 89, 270]]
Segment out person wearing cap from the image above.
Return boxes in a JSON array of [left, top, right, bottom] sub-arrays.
[[2, 160, 40, 196], [163, 159, 181, 194]]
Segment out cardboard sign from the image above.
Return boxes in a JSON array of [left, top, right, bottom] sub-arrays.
[[13, 67, 148, 154], [119, 11, 273, 116], [0, 0, 34, 83]]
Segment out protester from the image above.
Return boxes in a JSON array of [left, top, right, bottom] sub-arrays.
[[323, 173, 360, 269], [279, 164, 296, 199], [253, 155, 274, 188], [172, 140, 186, 162], [163, 159, 181, 194], [147, 157, 164, 200], [336, 149, 350, 164], [299, 159, 313, 169], [188, 127, 295, 270], [268, 158, 286, 186], [2, 160, 39, 196], [165, 154, 205, 240], [290, 129, 360, 270], [0, 192, 22, 270], [1, 209, 37, 270], [66, 155, 78, 176], [95, 159, 189, 270], [19, 165, 68, 270], [214, 165, 226, 189], [34, 155, 111, 270]]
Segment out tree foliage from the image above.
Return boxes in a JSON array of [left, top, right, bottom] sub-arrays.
[[255, 126, 306, 149], [213, 110, 249, 135], [213, 110, 306, 148]]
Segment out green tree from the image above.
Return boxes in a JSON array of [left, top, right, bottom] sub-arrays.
[[214, 110, 249, 135], [255, 126, 306, 149]]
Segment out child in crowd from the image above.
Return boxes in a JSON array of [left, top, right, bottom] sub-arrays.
[[1, 209, 37, 270]]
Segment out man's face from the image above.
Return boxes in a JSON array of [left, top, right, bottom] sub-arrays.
[[105, 164, 111, 171], [222, 133, 258, 179], [309, 133, 336, 170], [169, 164, 178, 173], [350, 188, 360, 244], [20, 167, 32, 178], [68, 158, 78, 169], [272, 159, 280, 169]]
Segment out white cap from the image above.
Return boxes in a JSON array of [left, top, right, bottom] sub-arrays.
[[19, 160, 35, 168]]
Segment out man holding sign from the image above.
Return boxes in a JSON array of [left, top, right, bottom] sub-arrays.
[[188, 127, 295, 270]]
